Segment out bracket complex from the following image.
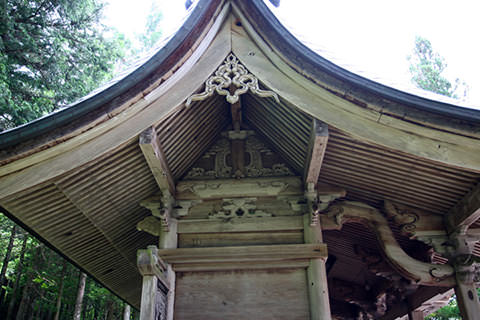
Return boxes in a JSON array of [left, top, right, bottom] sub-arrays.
[[185, 53, 279, 107]]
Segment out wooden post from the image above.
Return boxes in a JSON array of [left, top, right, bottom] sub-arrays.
[[160, 219, 178, 320], [304, 211, 331, 320], [137, 246, 169, 320], [139, 275, 157, 320], [451, 233, 480, 320], [455, 278, 480, 320]]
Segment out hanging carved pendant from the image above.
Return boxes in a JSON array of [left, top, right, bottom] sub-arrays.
[[185, 53, 279, 107]]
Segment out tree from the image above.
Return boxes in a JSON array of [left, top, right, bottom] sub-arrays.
[[408, 36, 467, 99], [73, 272, 87, 320], [0, 0, 125, 130]]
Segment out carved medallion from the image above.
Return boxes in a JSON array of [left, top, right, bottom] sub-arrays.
[[185, 53, 279, 107]]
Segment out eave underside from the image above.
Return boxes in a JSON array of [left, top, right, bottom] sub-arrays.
[[1, 92, 479, 310]]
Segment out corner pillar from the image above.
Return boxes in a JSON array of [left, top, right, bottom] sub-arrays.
[[304, 185, 332, 320], [450, 233, 480, 320], [137, 246, 170, 320]]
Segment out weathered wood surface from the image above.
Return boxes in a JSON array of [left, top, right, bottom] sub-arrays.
[[174, 269, 310, 320], [175, 176, 303, 200], [177, 216, 303, 234], [179, 230, 303, 248], [446, 182, 480, 233], [158, 243, 327, 265], [322, 201, 455, 286], [304, 214, 331, 320], [455, 278, 480, 320], [231, 4, 480, 172], [139, 126, 175, 195], [305, 119, 329, 186]]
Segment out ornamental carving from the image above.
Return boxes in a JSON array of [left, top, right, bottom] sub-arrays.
[[208, 198, 272, 219], [184, 133, 294, 180], [185, 53, 279, 107]]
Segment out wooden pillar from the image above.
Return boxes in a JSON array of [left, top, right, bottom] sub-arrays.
[[304, 213, 331, 320], [455, 278, 480, 320], [137, 246, 169, 320], [139, 274, 158, 320], [160, 219, 177, 320], [450, 233, 480, 320]]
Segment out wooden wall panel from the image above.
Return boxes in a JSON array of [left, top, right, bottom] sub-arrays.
[[174, 268, 310, 320]]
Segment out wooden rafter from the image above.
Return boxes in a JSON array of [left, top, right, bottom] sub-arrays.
[[445, 182, 480, 233], [304, 119, 329, 187], [139, 126, 175, 196]]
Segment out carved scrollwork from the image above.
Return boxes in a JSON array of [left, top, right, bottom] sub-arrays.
[[208, 198, 272, 219], [384, 201, 419, 236], [184, 133, 294, 180], [185, 53, 279, 107]]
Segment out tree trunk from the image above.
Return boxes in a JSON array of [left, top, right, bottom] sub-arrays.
[[73, 272, 87, 320], [106, 298, 115, 320], [53, 260, 68, 320], [123, 304, 131, 320], [7, 234, 28, 320], [0, 225, 17, 305], [15, 281, 31, 320]]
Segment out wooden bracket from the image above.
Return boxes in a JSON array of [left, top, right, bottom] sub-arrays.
[[139, 126, 175, 196], [140, 194, 173, 232], [304, 119, 329, 187], [137, 246, 169, 289], [321, 201, 455, 286]]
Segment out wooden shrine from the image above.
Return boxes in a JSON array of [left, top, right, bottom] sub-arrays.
[[1, 0, 480, 319]]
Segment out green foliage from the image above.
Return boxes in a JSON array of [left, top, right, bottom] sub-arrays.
[[138, 2, 163, 51], [426, 296, 461, 320], [0, 0, 125, 130], [408, 36, 467, 99]]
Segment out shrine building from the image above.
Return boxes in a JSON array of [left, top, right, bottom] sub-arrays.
[[1, 1, 480, 319]]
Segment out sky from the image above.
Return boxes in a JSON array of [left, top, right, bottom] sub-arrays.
[[103, 0, 480, 108]]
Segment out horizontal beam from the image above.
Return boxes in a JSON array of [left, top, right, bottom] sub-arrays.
[[139, 126, 175, 196], [446, 182, 480, 233], [177, 216, 303, 233], [305, 119, 329, 186], [158, 243, 327, 266]]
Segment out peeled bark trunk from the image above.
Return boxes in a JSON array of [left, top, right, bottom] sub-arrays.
[[0, 225, 17, 304], [7, 234, 28, 320], [73, 272, 87, 320], [53, 260, 68, 320]]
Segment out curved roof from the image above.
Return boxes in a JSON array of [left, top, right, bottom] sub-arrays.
[[1, 0, 480, 150], [0, 0, 479, 313]]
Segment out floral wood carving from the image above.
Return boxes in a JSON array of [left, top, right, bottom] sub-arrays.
[[185, 53, 279, 107], [208, 198, 272, 219], [185, 134, 294, 180]]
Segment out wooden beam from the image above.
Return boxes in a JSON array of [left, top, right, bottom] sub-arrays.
[[305, 119, 329, 186], [177, 216, 303, 234], [139, 126, 175, 196], [158, 243, 327, 265], [446, 182, 480, 233]]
